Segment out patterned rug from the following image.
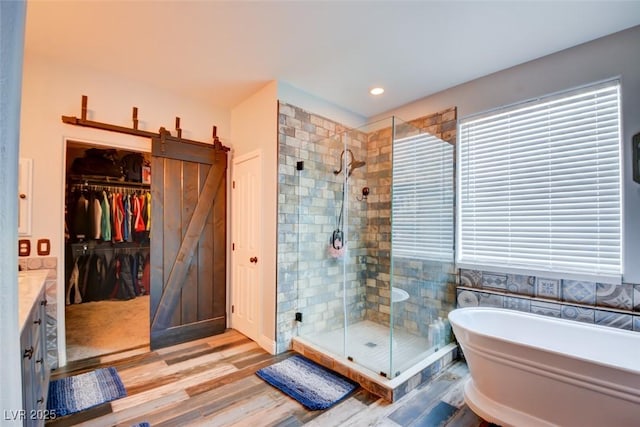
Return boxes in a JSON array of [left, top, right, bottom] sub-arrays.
[[256, 355, 358, 410], [47, 367, 127, 416]]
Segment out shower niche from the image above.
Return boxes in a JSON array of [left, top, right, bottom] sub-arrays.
[[278, 107, 457, 400]]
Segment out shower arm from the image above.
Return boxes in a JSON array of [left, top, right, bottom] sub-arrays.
[[333, 149, 364, 177]]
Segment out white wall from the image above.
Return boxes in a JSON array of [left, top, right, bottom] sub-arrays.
[[19, 53, 231, 365], [373, 25, 640, 283], [278, 81, 366, 129], [229, 81, 278, 352]]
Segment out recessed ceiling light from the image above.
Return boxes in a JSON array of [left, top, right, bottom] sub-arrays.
[[370, 87, 384, 96]]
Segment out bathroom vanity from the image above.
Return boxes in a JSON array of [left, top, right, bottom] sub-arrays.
[[18, 270, 51, 426]]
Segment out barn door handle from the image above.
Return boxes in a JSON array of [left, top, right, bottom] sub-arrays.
[[250, 257, 258, 263]]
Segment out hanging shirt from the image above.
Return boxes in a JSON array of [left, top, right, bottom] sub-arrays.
[[92, 195, 102, 240], [101, 191, 111, 241], [113, 192, 125, 242], [145, 191, 151, 231], [123, 194, 131, 242], [73, 193, 90, 240], [134, 194, 146, 232]]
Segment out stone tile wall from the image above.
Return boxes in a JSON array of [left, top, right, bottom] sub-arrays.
[[18, 256, 58, 368], [365, 111, 457, 339], [276, 103, 368, 353], [457, 268, 640, 331]]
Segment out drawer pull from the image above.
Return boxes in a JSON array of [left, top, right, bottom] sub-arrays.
[[36, 397, 44, 404], [23, 346, 34, 359], [40, 299, 48, 306], [36, 358, 43, 364], [33, 318, 41, 325]]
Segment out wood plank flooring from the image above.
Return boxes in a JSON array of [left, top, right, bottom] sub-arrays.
[[47, 329, 492, 427]]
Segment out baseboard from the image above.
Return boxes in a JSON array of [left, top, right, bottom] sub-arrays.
[[257, 334, 276, 355]]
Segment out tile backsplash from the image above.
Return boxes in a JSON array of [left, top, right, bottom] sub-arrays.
[[457, 268, 640, 332]]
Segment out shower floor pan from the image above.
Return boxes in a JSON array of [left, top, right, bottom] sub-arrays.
[[292, 320, 458, 402]]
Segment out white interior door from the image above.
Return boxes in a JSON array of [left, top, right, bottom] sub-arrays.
[[231, 151, 262, 342]]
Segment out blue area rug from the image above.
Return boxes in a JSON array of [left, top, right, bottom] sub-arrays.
[[47, 367, 127, 416], [256, 355, 358, 410]]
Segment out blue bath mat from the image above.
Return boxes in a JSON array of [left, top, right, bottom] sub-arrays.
[[256, 354, 358, 410], [47, 367, 127, 416]]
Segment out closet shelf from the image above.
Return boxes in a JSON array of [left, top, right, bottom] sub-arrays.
[[68, 174, 150, 189]]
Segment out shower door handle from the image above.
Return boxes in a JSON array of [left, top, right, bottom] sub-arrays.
[[250, 256, 258, 263]]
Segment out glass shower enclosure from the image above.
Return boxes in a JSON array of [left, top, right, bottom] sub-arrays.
[[293, 116, 455, 379]]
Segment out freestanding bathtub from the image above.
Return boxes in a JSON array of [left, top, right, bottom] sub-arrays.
[[448, 307, 640, 427]]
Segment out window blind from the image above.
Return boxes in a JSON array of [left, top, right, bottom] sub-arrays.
[[392, 132, 454, 261], [458, 80, 622, 281]]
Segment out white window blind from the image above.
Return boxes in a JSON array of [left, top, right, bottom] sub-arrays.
[[458, 80, 622, 282], [392, 132, 454, 261]]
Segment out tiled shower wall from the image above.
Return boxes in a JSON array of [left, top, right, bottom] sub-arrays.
[[276, 103, 369, 353], [458, 269, 640, 331], [276, 102, 459, 352], [365, 112, 457, 338]]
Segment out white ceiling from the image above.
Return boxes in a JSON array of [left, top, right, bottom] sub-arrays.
[[24, 1, 640, 119]]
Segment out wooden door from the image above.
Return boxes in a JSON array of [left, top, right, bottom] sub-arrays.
[[150, 132, 227, 350], [231, 151, 262, 342]]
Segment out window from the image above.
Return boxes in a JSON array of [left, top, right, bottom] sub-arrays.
[[458, 80, 622, 282], [392, 132, 454, 261]]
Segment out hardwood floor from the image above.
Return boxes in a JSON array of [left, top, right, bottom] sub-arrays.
[[47, 329, 491, 427]]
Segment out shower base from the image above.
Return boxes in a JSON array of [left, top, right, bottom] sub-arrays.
[[292, 320, 458, 402]]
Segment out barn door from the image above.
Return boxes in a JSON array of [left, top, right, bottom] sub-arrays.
[[150, 132, 227, 350]]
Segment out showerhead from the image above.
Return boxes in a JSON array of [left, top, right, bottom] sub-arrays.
[[333, 149, 366, 177], [348, 159, 366, 176]]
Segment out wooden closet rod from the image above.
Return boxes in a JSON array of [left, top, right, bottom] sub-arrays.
[[61, 95, 230, 151]]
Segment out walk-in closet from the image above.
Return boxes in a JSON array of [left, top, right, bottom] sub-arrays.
[[64, 140, 151, 361]]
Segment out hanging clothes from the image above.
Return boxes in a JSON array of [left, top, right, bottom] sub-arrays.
[[113, 192, 125, 242], [101, 190, 112, 241], [72, 192, 90, 241], [91, 193, 102, 240], [123, 194, 131, 242], [145, 191, 151, 231]]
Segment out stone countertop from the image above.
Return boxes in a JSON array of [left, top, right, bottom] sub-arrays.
[[18, 269, 49, 334]]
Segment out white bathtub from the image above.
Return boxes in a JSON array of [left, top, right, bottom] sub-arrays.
[[448, 307, 640, 427]]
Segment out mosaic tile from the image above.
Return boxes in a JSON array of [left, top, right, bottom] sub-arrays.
[[596, 283, 633, 310], [456, 290, 479, 308], [594, 311, 632, 330], [506, 274, 535, 296], [481, 272, 507, 290], [634, 285, 640, 312], [503, 296, 531, 312], [535, 278, 560, 300], [561, 280, 596, 305], [459, 269, 481, 288], [477, 293, 504, 308], [530, 301, 562, 318], [561, 305, 594, 323]]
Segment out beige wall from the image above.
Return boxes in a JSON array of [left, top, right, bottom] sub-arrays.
[[230, 81, 278, 352], [19, 53, 231, 365]]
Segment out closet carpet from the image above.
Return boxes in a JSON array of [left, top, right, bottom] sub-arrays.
[[65, 295, 150, 362]]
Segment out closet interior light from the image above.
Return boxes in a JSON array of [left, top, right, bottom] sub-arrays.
[[370, 87, 385, 95]]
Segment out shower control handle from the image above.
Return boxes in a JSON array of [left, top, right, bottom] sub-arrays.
[[250, 256, 258, 264]]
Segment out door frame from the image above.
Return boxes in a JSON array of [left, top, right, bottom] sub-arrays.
[[230, 149, 264, 344], [60, 135, 150, 366]]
